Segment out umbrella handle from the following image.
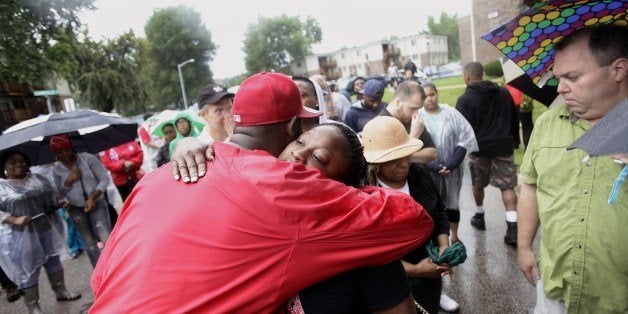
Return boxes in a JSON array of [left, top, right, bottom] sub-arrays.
[[608, 165, 627, 205]]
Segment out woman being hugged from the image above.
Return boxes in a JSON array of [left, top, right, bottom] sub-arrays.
[[0, 150, 81, 313]]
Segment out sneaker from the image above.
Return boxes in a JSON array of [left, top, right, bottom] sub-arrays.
[[470, 213, 485, 230], [440, 292, 460, 312], [504, 221, 518, 246]]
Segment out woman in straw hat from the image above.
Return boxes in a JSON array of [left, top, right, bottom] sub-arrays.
[[361, 116, 452, 313]]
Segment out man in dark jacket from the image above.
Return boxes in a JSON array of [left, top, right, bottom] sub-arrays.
[[343, 79, 387, 133], [456, 62, 518, 246]]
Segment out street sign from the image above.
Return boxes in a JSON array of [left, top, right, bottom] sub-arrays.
[[33, 89, 59, 96]]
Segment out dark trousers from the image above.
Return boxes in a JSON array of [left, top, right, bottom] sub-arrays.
[[412, 277, 442, 314], [111, 179, 137, 227], [0, 265, 16, 290], [116, 179, 137, 201]]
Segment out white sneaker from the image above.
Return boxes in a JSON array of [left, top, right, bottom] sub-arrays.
[[440, 292, 460, 312]]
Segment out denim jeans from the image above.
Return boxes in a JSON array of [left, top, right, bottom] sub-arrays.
[[57, 208, 85, 255], [68, 199, 112, 267]]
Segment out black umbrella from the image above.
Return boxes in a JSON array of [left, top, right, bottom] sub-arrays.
[[567, 99, 628, 156], [0, 110, 138, 165]]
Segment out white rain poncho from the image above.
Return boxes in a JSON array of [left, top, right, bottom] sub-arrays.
[[310, 78, 328, 125], [420, 105, 478, 209], [0, 173, 66, 286]]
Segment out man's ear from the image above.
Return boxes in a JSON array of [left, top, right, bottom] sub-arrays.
[[393, 97, 403, 115], [286, 117, 303, 140], [611, 57, 627, 82]]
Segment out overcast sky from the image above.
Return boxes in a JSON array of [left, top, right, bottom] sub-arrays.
[[80, 0, 472, 79]]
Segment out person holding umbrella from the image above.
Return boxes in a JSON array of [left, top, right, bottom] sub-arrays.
[[49, 134, 112, 268], [0, 150, 81, 313], [518, 24, 628, 313]]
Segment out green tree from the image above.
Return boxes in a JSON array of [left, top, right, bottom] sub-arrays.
[[72, 31, 149, 114], [223, 73, 249, 88], [426, 12, 460, 61], [0, 0, 94, 85], [144, 5, 217, 109], [243, 15, 322, 74]]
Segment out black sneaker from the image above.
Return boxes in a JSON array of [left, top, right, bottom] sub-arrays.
[[470, 213, 485, 230], [504, 222, 517, 246]]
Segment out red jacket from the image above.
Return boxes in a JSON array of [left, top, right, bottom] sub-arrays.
[[99, 141, 143, 186], [91, 142, 433, 313]]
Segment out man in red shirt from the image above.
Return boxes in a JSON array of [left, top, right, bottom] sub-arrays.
[[91, 72, 433, 313]]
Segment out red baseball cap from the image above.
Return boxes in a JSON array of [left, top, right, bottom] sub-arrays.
[[232, 72, 322, 126], [49, 133, 73, 153]]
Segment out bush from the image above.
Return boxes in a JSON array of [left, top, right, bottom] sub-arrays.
[[484, 60, 504, 77]]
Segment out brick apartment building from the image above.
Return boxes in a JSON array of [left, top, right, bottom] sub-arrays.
[[458, 0, 539, 66]]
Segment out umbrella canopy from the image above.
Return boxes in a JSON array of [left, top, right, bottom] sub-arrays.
[[482, 0, 628, 87], [0, 110, 138, 166], [567, 99, 628, 156], [501, 57, 560, 106], [146, 110, 205, 137], [427, 240, 467, 267]]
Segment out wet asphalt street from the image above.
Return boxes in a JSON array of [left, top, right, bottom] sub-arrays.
[[0, 163, 539, 314]]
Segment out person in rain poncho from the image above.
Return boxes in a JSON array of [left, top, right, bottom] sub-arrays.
[[0, 151, 81, 313], [419, 82, 478, 243], [168, 111, 204, 156]]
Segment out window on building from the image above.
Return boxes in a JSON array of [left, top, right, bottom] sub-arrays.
[[356, 51, 361, 56], [341, 53, 345, 59], [413, 54, 418, 59], [296, 61, 302, 67], [411, 40, 416, 46]]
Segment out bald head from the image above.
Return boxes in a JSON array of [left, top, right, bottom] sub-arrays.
[[464, 62, 484, 85]]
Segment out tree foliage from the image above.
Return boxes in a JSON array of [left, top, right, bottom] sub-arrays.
[[144, 5, 216, 109], [72, 31, 149, 115], [483, 60, 504, 77], [243, 15, 322, 74], [426, 12, 460, 61], [0, 0, 94, 85]]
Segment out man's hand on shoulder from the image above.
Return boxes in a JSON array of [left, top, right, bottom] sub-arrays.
[[171, 137, 209, 183]]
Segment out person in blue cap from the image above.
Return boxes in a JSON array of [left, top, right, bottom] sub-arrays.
[[343, 79, 388, 133]]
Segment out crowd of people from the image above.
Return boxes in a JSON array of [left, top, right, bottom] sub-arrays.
[[0, 24, 626, 313]]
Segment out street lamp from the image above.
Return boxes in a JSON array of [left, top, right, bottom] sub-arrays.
[[177, 58, 195, 109], [426, 40, 431, 76]]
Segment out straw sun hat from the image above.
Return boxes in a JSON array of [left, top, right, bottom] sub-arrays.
[[362, 116, 424, 163]]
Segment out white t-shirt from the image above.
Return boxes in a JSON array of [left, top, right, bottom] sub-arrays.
[[377, 178, 410, 196]]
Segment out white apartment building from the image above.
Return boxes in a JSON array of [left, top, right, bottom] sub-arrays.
[[291, 34, 448, 79]]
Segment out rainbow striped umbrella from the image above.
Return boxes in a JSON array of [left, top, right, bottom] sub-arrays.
[[482, 0, 627, 87]]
